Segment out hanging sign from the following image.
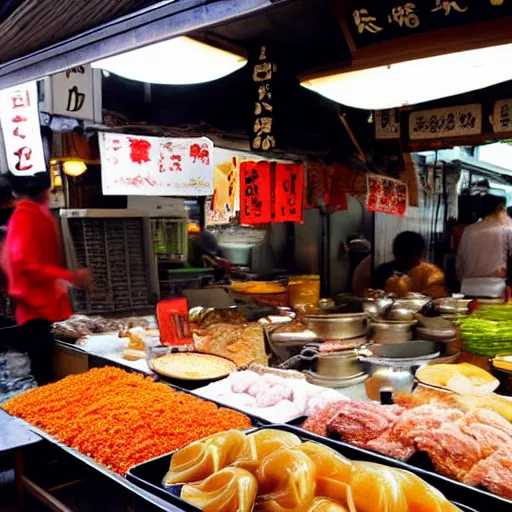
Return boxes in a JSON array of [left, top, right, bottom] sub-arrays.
[[366, 174, 407, 216], [304, 161, 327, 209], [45, 64, 101, 122], [274, 163, 304, 222], [492, 99, 512, 133], [408, 104, 481, 140], [375, 109, 400, 140], [99, 132, 214, 196], [250, 45, 276, 152], [341, 1, 512, 50], [0, 81, 46, 176], [240, 161, 272, 224]]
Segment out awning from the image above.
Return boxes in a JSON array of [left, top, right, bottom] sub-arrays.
[[0, 0, 290, 88]]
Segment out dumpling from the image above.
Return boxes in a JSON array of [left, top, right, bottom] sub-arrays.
[[256, 448, 316, 512], [164, 430, 248, 485], [181, 467, 257, 512], [246, 429, 301, 461]]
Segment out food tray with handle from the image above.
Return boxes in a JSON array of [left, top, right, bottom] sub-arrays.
[[126, 425, 486, 512]]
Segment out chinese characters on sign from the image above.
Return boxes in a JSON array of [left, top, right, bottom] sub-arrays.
[[240, 161, 272, 224], [366, 174, 408, 216], [274, 163, 304, 223], [492, 99, 512, 133], [49, 64, 98, 121], [353, 3, 420, 35], [251, 46, 276, 152], [409, 104, 481, 140], [0, 81, 46, 176], [240, 161, 305, 224], [375, 109, 401, 140], [99, 132, 214, 196]]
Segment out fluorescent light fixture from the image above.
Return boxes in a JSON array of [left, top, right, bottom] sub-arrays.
[[300, 43, 512, 110], [92, 36, 247, 85]]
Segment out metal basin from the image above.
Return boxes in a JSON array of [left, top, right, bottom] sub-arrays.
[[304, 312, 368, 340]]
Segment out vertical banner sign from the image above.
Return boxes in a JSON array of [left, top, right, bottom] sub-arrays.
[[492, 99, 512, 133], [274, 163, 304, 223], [304, 161, 327, 209], [100, 132, 213, 196], [240, 161, 272, 224], [366, 174, 407, 216], [250, 46, 276, 152], [0, 81, 46, 176]]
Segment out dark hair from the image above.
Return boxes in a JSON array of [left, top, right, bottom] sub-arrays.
[[393, 231, 425, 259], [481, 194, 506, 218], [7, 172, 51, 199], [0, 174, 13, 206]]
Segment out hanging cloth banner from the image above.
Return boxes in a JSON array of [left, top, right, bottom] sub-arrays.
[[0, 81, 46, 176], [274, 163, 304, 223], [240, 161, 272, 224], [366, 173, 407, 216], [99, 132, 214, 196]]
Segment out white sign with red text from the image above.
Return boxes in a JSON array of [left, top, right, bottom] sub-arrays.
[[99, 132, 214, 196], [0, 81, 46, 176]]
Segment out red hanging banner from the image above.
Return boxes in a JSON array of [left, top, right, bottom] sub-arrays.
[[240, 161, 272, 224], [304, 161, 326, 209], [366, 174, 407, 216], [274, 163, 304, 223]]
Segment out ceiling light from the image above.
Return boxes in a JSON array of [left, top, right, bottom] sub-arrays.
[[92, 36, 247, 85], [300, 43, 512, 110], [63, 160, 87, 177]]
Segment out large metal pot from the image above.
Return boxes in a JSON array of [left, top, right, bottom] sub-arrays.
[[432, 297, 472, 315], [300, 346, 362, 378], [304, 312, 368, 339], [371, 320, 416, 344]]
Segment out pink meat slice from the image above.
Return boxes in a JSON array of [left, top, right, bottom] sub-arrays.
[[365, 430, 416, 461], [327, 402, 403, 446], [460, 422, 512, 459], [463, 448, 512, 499], [301, 401, 352, 437], [414, 423, 483, 481], [462, 408, 512, 437]]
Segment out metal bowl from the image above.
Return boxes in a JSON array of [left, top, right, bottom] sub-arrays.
[[370, 320, 417, 344], [432, 298, 472, 314], [304, 312, 368, 340], [491, 353, 512, 396]]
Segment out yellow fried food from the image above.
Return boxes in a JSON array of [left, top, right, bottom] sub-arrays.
[[231, 281, 286, 294], [349, 462, 408, 512], [256, 448, 316, 512], [394, 468, 463, 512], [307, 498, 352, 512], [164, 430, 248, 485], [247, 429, 301, 461], [181, 467, 257, 512], [298, 442, 353, 483]]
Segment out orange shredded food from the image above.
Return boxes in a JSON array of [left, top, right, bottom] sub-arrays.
[[2, 367, 251, 475]]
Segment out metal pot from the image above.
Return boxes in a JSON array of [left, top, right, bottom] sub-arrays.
[[360, 352, 439, 400], [432, 297, 472, 315], [371, 320, 416, 344], [300, 346, 362, 378], [304, 312, 368, 340]]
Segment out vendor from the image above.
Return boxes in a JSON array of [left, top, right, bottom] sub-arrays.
[[2, 172, 91, 385], [457, 194, 512, 297], [373, 231, 447, 297]]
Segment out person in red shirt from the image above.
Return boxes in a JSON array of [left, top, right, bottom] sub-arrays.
[[2, 172, 91, 384]]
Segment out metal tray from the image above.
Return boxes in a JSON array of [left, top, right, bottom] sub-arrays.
[[126, 425, 485, 512]]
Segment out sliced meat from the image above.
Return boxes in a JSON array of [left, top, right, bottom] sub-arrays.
[[365, 431, 416, 461], [414, 424, 483, 481], [462, 408, 512, 437], [302, 401, 354, 437], [393, 387, 459, 410], [463, 448, 512, 499], [327, 402, 403, 447], [460, 423, 512, 459]]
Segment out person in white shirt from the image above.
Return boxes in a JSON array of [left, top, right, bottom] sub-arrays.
[[457, 194, 512, 297]]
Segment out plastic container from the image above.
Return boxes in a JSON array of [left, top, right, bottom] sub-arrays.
[[288, 275, 320, 312]]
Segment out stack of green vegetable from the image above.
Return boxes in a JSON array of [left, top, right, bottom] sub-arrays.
[[460, 304, 512, 357]]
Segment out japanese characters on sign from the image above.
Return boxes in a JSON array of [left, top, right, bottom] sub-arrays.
[[492, 99, 512, 133], [274, 163, 304, 223], [366, 173, 407, 216], [344, 1, 511, 48], [0, 81, 46, 176], [240, 161, 272, 224], [45, 64, 100, 121], [408, 104, 481, 140], [375, 109, 400, 140], [251, 46, 276, 152], [99, 132, 214, 196]]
